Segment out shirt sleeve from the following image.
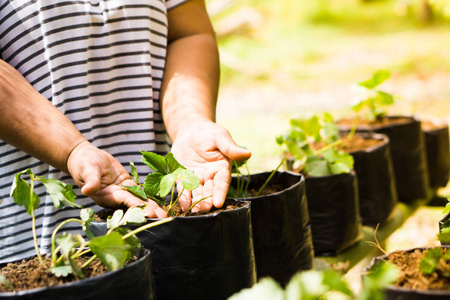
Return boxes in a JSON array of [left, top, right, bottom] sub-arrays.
[[166, 0, 190, 10]]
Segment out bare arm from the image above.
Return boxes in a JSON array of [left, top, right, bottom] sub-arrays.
[[0, 60, 166, 218], [161, 0, 251, 212], [0, 59, 86, 173]]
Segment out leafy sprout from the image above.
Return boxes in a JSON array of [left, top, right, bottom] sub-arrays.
[[276, 113, 354, 177], [351, 70, 395, 122], [123, 151, 208, 216], [8, 169, 172, 279]]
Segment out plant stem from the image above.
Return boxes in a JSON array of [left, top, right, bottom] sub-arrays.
[[255, 158, 285, 197], [122, 218, 173, 240], [347, 115, 359, 142], [315, 139, 343, 155], [188, 195, 213, 212], [81, 254, 97, 269], [29, 176, 46, 268], [51, 218, 83, 262]]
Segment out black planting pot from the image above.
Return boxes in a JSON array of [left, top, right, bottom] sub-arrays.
[[363, 247, 450, 300], [233, 171, 314, 286], [339, 116, 430, 203], [0, 248, 154, 300], [89, 200, 256, 300], [345, 132, 398, 227], [422, 120, 450, 189], [305, 170, 363, 256]]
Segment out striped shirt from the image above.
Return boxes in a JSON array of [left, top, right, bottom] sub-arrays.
[[0, 0, 188, 263]]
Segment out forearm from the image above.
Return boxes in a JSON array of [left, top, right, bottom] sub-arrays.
[[161, 32, 220, 141], [0, 60, 87, 173]]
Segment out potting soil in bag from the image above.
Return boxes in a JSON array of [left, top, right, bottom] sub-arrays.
[[0, 249, 154, 300], [234, 171, 314, 286], [422, 121, 450, 189], [305, 171, 363, 256], [347, 133, 398, 227], [90, 201, 256, 300]]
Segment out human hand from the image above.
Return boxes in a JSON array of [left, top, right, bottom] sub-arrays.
[[170, 121, 251, 212], [67, 141, 167, 218]]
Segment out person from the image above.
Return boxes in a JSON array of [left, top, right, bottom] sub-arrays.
[[0, 0, 251, 263]]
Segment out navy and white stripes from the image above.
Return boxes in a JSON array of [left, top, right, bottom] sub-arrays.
[[0, 0, 187, 263]]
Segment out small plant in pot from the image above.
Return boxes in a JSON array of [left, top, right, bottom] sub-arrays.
[[337, 70, 430, 203], [89, 151, 257, 300], [364, 198, 450, 299], [228, 158, 314, 286], [0, 169, 171, 300], [276, 113, 363, 256]]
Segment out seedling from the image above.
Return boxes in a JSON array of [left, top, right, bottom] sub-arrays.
[[8, 169, 171, 280], [351, 70, 395, 122], [227, 158, 285, 199], [276, 113, 354, 177], [123, 151, 210, 216]]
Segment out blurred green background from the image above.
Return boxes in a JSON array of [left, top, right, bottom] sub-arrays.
[[209, 0, 450, 172]]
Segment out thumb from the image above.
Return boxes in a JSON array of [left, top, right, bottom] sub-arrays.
[[216, 132, 251, 162], [80, 167, 101, 196]]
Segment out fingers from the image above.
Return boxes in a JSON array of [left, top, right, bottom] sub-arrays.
[[80, 167, 102, 196], [216, 131, 252, 162]]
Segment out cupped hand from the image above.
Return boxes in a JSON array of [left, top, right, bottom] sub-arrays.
[[67, 141, 167, 218], [170, 121, 251, 212]]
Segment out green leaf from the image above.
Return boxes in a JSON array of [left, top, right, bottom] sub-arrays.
[[143, 172, 164, 197], [358, 70, 390, 89], [0, 274, 13, 291], [129, 161, 140, 184], [360, 261, 399, 300], [80, 208, 94, 223], [50, 265, 73, 278], [180, 169, 200, 191], [159, 174, 177, 198], [117, 227, 142, 251], [438, 226, 450, 244], [123, 185, 147, 200], [88, 231, 133, 271], [322, 148, 354, 173], [121, 207, 147, 225], [290, 115, 321, 142], [166, 152, 185, 173], [38, 178, 80, 209], [55, 233, 85, 278], [107, 210, 124, 229], [228, 277, 284, 300], [442, 199, 450, 214], [322, 270, 354, 296], [305, 155, 331, 177], [141, 151, 167, 174], [10, 170, 40, 215], [419, 247, 443, 275], [286, 271, 328, 299]]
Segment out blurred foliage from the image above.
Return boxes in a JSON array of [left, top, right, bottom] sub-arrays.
[[209, 0, 450, 88]]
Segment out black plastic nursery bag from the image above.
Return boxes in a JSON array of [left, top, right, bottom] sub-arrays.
[[90, 200, 256, 300], [347, 133, 398, 227], [305, 171, 363, 256], [341, 116, 430, 203], [234, 171, 314, 286], [422, 121, 450, 189], [0, 249, 154, 300]]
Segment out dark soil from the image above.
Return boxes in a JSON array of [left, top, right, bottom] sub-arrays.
[[0, 255, 109, 293], [337, 135, 384, 153], [387, 248, 450, 290], [338, 116, 412, 128], [94, 198, 247, 220]]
